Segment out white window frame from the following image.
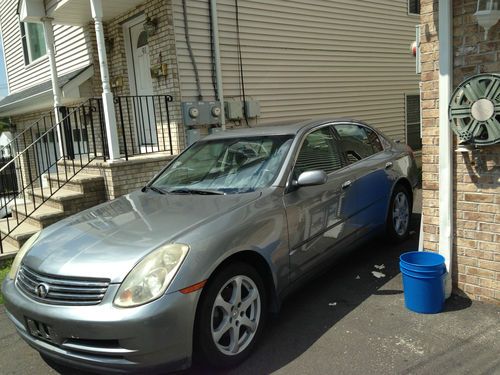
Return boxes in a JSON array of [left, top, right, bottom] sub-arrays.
[[20, 22, 47, 66]]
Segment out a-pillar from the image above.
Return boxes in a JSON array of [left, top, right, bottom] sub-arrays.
[[90, 0, 120, 160]]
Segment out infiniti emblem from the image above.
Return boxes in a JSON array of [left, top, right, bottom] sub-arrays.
[[35, 283, 50, 298]]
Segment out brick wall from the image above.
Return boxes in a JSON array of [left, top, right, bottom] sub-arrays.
[[85, 153, 175, 200], [420, 0, 500, 303]]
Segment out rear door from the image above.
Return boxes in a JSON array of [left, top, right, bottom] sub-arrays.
[[334, 123, 394, 238], [283, 126, 353, 281]]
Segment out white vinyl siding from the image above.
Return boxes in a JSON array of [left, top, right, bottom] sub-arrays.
[[0, 0, 92, 94], [173, 0, 419, 139]]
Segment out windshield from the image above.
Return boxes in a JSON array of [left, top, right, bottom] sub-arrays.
[[151, 135, 294, 194]]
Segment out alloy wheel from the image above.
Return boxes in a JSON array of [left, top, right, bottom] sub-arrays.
[[210, 275, 261, 356], [392, 191, 410, 236]]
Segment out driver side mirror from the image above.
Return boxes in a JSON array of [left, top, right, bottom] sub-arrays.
[[293, 170, 328, 187]]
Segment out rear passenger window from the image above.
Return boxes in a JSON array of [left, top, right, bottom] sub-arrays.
[[364, 127, 384, 153], [294, 127, 343, 177], [335, 124, 383, 164]]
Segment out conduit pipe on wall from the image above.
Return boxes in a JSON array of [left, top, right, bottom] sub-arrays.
[[438, 0, 453, 299], [209, 0, 226, 130]]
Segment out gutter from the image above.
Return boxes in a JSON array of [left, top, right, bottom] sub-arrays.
[[438, 0, 453, 299]]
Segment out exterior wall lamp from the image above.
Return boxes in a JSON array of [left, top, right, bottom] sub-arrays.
[[143, 17, 158, 36], [475, 0, 500, 39]]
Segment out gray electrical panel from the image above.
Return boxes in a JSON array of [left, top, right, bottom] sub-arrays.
[[244, 100, 261, 118], [186, 128, 201, 145], [182, 101, 222, 126], [209, 127, 223, 135], [225, 101, 243, 120]]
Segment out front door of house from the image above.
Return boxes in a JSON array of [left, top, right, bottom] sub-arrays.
[[124, 16, 157, 148]]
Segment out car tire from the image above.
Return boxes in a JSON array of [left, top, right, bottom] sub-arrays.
[[386, 184, 412, 242], [196, 262, 267, 368]]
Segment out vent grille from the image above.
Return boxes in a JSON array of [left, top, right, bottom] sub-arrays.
[[16, 265, 110, 306]]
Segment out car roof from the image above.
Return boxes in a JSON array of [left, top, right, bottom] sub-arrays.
[[203, 117, 368, 140]]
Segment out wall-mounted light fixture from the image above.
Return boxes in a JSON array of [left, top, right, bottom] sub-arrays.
[[475, 0, 500, 39], [143, 17, 158, 37], [111, 76, 124, 89]]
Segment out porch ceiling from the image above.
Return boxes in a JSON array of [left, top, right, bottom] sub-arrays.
[[47, 0, 145, 25]]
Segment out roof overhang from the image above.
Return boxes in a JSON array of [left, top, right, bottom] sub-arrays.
[[0, 65, 94, 117], [45, 0, 146, 25], [18, 0, 146, 25]]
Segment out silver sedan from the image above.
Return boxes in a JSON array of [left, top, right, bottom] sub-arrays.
[[2, 119, 418, 373]]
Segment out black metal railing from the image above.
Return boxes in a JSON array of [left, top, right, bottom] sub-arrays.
[[114, 95, 176, 160], [0, 156, 18, 196], [0, 99, 106, 254], [0, 94, 178, 254], [0, 111, 53, 157]]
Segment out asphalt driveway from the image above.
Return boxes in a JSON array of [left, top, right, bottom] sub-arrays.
[[1, 190, 499, 375]]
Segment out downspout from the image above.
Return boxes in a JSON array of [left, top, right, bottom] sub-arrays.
[[209, 0, 226, 130], [438, 0, 453, 299]]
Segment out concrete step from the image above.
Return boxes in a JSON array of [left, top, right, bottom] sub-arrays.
[[11, 201, 65, 229], [0, 219, 39, 250], [26, 188, 85, 211], [47, 173, 105, 193], [0, 240, 18, 259]]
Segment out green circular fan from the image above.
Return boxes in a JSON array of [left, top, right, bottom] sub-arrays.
[[449, 73, 500, 146]]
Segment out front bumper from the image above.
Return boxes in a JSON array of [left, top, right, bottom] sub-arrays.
[[2, 278, 199, 374]]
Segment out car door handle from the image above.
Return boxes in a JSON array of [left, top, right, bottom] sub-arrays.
[[341, 180, 352, 189], [385, 162, 393, 169]]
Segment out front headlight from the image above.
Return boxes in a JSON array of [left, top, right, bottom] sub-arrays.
[[114, 243, 189, 307], [7, 231, 41, 280]]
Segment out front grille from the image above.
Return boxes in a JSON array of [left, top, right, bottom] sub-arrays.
[[16, 265, 110, 306]]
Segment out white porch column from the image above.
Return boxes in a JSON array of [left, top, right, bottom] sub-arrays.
[[41, 18, 64, 157], [438, 0, 453, 299], [90, 0, 120, 161]]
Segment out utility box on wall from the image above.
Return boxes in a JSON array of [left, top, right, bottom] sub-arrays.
[[225, 101, 243, 121], [186, 128, 201, 145], [181, 101, 222, 126], [244, 100, 261, 118], [225, 100, 261, 120]]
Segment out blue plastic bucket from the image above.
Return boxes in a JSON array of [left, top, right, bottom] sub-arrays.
[[400, 251, 446, 314]]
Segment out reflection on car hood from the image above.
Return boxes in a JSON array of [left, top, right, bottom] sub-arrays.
[[23, 190, 261, 283]]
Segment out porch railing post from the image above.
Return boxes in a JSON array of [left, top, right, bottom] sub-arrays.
[[41, 17, 64, 158], [90, 0, 120, 161]]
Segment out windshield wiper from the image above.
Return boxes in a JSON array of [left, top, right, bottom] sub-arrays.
[[142, 186, 167, 195], [168, 188, 225, 195]]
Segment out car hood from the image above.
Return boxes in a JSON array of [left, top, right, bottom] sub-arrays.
[[23, 190, 261, 283]]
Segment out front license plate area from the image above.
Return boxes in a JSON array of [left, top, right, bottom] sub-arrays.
[[26, 317, 55, 343]]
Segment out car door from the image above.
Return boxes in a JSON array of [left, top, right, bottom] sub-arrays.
[[334, 123, 394, 239], [283, 126, 353, 281]]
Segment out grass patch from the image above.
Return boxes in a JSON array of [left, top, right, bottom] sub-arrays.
[[0, 259, 13, 304]]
